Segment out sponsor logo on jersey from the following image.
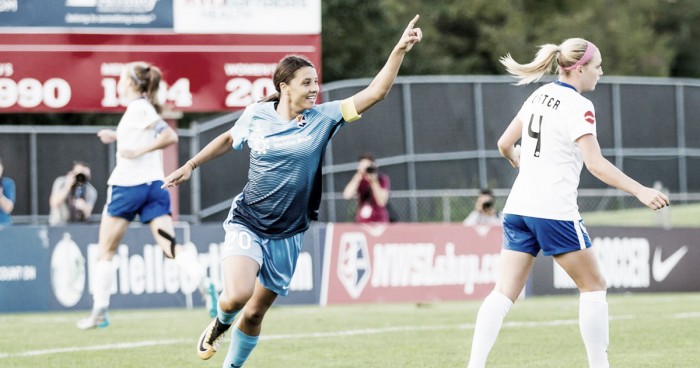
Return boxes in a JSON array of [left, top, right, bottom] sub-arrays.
[[584, 111, 595, 124]]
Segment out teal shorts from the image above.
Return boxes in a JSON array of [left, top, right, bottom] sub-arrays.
[[221, 222, 303, 296]]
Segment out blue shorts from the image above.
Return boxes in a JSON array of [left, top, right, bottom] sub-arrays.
[[221, 222, 303, 296], [502, 214, 592, 256], [105, 181, 171, 223]]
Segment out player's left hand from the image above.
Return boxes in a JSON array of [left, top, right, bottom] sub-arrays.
[[397, 15, 422, 52], [162, 165, 193, 189]]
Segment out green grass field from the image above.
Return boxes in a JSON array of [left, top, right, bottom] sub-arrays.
[[582, 203, 700, 228], [1, 293, 699, 367]]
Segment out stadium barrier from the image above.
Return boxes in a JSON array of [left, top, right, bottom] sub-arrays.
[[1, 223, 698, 312], [529, 227, 700, 295]]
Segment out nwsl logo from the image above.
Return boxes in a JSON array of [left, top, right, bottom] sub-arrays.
[[337, 232, 371, 299]]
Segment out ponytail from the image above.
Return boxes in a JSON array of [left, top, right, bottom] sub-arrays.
[[127, 62, 163, 113], [500, 38, 592, 85], [500, 44, 561, 85], [144, 67, 163, 113], [260, 92, 280, 103]]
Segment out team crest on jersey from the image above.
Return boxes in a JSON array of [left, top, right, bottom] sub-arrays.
[[296, 114, 308, 127], [584, 111, 595, 124]]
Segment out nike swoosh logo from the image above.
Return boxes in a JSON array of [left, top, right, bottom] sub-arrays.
[[652, 246, 689, 282]]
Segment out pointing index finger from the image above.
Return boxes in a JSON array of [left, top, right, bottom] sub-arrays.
[[405, 14, 419, 31]]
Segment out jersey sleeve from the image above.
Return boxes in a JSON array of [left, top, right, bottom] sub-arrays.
[[567, 99, 597, 142], [229, 105, 255, 150], [124, 100, 162, 130], [314, 100, 345, 123]]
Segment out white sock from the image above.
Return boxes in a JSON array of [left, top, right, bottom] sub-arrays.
[[92, 260, 113, 311], [579, 291, 610, 368], [467, 291, 513, 368], [175, 243, 205, 288]]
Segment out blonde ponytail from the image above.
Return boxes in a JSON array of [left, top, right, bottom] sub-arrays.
[[501, 38, 592, 85], [500, 44, 561, 85]]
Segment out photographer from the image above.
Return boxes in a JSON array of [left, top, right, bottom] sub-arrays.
[[49, 161, 97, 225], [463, 188, 502, 226], [0, 156, 16, 226], [343, 153, 391, 223]]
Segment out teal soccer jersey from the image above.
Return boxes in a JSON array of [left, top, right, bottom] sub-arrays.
[[225, 101, 346, 239]]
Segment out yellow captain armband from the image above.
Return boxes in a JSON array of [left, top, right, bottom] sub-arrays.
[[340, 97, 362, 123]]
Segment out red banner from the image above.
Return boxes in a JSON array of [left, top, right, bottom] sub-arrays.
[[321, 223, 503, 305], [0, 33, 321, 113]]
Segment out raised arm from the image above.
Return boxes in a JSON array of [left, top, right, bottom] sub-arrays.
[[577, 134, 669, 210], [162, 131, 234, 188], [351, 15, 422, 115]]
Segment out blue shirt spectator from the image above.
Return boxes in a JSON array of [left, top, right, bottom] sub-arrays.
[[0, 157, 16, 226]]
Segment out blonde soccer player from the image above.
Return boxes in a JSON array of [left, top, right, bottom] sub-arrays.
[[466, 39, 669, 368]]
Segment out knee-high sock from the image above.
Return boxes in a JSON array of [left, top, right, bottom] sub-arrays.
[[222, 327, 259, 368], [93, 260, 113, 310], [217, 300, 237, 325], [579, 291, 609, 368], [467, 291, 513, 368]]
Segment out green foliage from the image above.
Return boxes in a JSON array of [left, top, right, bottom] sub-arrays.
[[322, 0, 694, 81]]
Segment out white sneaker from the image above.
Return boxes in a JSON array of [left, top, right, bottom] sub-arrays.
[[77, 309, 110, 330]]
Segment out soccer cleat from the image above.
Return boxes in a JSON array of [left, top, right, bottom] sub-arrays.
[[197, 318, 231, 360], [76, 309, 110, 330]]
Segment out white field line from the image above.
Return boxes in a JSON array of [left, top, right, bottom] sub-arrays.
[[0, 313, 693, 359]]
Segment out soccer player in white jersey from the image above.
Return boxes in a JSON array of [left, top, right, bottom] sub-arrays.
[[162, 16, 422, 368], [466, 38, 670, 368], [77, 62, 217, 330]]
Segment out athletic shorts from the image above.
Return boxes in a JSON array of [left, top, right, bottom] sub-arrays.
[[221, 222, 303, 296], [502, 214, 592, 256], [105, 181, 171, 223]]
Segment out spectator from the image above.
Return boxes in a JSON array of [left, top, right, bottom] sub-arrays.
[[343, 153, 391, 223], [0, 156, 15, 226], [463, 188, 502, 226], [49, 161, 98, 225]]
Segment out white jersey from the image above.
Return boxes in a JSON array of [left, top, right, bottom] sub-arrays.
[[107, 98, 165, 186], [502, 82, 597, 220]]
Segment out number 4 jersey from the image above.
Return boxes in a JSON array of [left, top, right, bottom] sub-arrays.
[[502, 81, 597, 221]]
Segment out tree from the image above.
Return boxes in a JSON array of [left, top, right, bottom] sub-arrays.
[[321, 0, 690, 81]]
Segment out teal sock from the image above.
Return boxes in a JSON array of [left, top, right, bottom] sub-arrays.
[[217, 302, 237, 325], [223, 327, 259, 368]]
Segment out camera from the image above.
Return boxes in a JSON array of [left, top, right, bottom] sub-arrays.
[[365, 165, 377, 174], [73, 173, 89, 199], [482, 200, 494, 210], [73, 184, 86, 199]]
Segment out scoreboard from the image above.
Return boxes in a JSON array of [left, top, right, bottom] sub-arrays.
[[0, 0, 322, 113]]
